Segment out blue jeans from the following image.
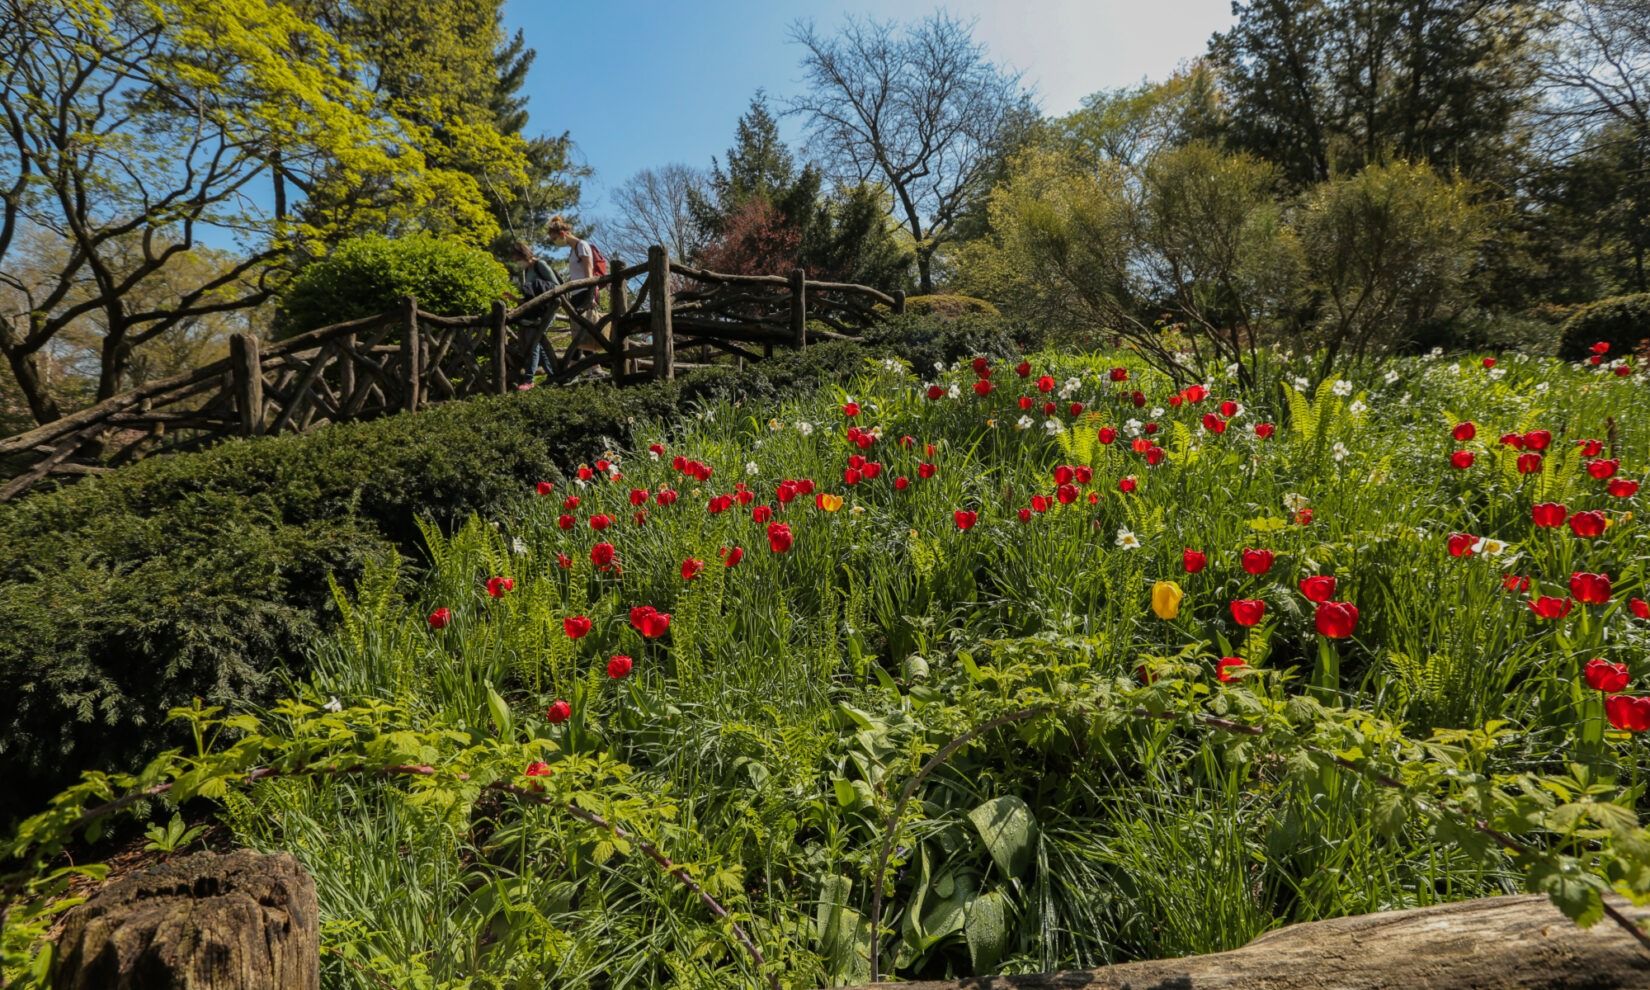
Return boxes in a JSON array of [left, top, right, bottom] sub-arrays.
[[525, 338, 548, 379]]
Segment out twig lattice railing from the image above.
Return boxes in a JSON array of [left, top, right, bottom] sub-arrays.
[[0, 247, 903, 501]]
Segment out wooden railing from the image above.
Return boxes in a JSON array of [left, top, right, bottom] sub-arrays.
[[0, 247, 903, 501]]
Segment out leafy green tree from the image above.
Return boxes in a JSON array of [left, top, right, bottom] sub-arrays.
[[0, 0, 518, 426], [1061, 64, 1228, 167]]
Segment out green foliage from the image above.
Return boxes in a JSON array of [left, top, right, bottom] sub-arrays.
[[275, 235, 516, 337], [902, 295, 1002, 319], [1557, 293, 1650, 360], [0, 319, 1013, 825]]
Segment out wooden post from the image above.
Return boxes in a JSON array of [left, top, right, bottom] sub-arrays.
[[229, 333, 263, 437], [608, 258, 626, 379], [647, 245, 674, 380], [789, 268, 806, 349], [892, 289, 906, 315], [491, 300, 509, 394], [400, 295, 420, 412]]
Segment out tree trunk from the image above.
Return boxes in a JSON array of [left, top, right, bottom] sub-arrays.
[[842, 894, 1650, 990], [51, 849, 320, 990], [916, 250, 934, 296], [0, 315, 62, 425]]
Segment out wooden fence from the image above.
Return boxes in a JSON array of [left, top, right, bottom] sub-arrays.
[[0, 247, 903, 501]]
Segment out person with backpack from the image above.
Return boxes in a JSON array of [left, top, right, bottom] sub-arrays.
[[547, 215, 609, 360], [509, 240, 560, 389]]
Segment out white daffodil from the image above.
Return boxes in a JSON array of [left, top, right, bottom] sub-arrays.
[[1043, 418, 1064, 436], [1348, 399, 1367, 415], [1116, 528, 1141, 550], [1331, 379, 1353, 397], [1472, 536, 1508, 556], [1332, 442, 1350, 462], [948, 383, 962, 399], [1016, 415, 1034, 430], [795, 421, 814, 436], [745, 461, 759, 476], [323, 696, 343, 713], [1383, 369, 1400, 385]]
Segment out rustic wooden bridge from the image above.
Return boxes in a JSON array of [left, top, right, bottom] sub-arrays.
[[0, 247, 903, 501]]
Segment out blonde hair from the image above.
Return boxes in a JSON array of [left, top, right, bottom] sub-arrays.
[[547, 215, 574, 237]]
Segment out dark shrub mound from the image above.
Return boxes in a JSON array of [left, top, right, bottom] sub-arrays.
[[1557, 293, 1650, 361]]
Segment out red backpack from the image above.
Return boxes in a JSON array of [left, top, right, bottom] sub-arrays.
[[588, 242, 610, 278]]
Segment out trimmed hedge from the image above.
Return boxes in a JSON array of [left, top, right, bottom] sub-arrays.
[[0, 319, 1019, 823], [1557, 293, 1650, 361], [900, 294, 1002, 319]]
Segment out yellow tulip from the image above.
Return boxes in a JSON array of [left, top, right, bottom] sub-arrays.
[[1151, 580, 1183, 620], [818, 493, 844, 513]]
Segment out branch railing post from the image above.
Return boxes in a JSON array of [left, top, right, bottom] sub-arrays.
[[892, 289, 906, 316], [608, 259, 626, 380], [229, 333, 264, 437], [789, 268, 806, 349], [490, 300, 509, 395], [400, 296, 421, 413], [648, 246, 674, 380]]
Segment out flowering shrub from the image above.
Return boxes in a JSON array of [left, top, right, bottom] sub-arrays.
[[6, 347, 1650, 988]]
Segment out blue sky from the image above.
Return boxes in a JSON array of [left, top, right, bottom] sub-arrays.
[[502, 0, 1235, 224]]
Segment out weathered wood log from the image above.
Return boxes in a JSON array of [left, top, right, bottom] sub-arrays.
[[228, 334, 263, 437], [649, 246, 675, 380], [790, 268, 807, 348], [491, 300, 509, 395], [841, 894, 1650, 990], [400, 296, 421, 413], [51, 849, 319, 990]]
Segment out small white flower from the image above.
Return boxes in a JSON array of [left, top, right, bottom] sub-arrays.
[[1116, 528, 1141, 550], [511, 536, 528, 556], [1348, 399, 1367, 415], [1400, 393, 1412, 406], [1283, 492, 1309, 512], [1043, 418, 1063, 436], [1293, 376, 1311, 392], [1331, 379, 1353, 397], [1332, 442, 1349, 462], [1471, 536, 1508, 556], [1059, 377, 1082, 399], [1224, 362, 1240, 377], [745, 461, 759, 476], [881, 357, 903, 372], [1535, 381, 1549, 393], [1151, 407, 1166, 418], [1125, 418, 1143, 437], [1016, 415, 1033, 430], [323, 696, 343, 713], [948, 383, 961, 399], [934, 361, 947, 373], [1489, 367, 1506, 380], [1383, 369, 1400, 385], [648, 449, 660, 461], [1429, 346, 1444, 358], [795, 421, 814, 436], [768, 418, 782, 432]]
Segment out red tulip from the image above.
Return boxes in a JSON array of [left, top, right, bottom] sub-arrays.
[[1450, 450, 1474, 470], [1037, 374, 1055, 393], [577, 466, 593, 481], [972, 356, 991, 377], [556, 552, 572, 570], [1068, 402, 1084, 417], [1615, 365, 1633, 377], [1074, 466, 1094, 484], [1098, 427, 1118, 444], [1144, 421, 1159, 434], [428, 607, 451, 630], [1523, 430, 1551, 451], [1241, 548, 1275, 576], [656, 488, 679, 506], [1314, 601, 1359, 639], [1502, 575, 1531, 593], [1016, 360, 1032, 377], [1608, 479, 1640, 498], [1183, 384, 1208, 403], [1017, 507, 1032, 522], [1295, 508, 1314, 526], [590, 542, 616, 567], [707, 494, 733, 514], [649, 443, 666, 456], [628, 605, 671, 638], [563, 615, 592, 639], [1569, 571, 1612, 605], [1528, 595, 1573, 620], [536, 481, 554, 496], [1516, 453, 1543, 474], [557, 514, 575, 530], [1219, 400, 1239, 417], [842, 402, 860, 418], [1183, 549, 1208, 573], [546, 699, 572, 724], [1452, 422, 1476, 442], [606, 654, 633, 679], [926, 384, 944, 400], [1144, 446, 1165, 466], [752, 504, 774, 524], [1202, 413, 1228, 434], [954, 509, 978, 531], [1531, 502, 1567, 528], [1042, 400, 1057, 416], [1217, 657, 1246, 683], [1230, 599, 1266, 627], [633, 510, 648, 527], [1109, 367, 1129, 382], [1118, 476, 1138, 493], [1299, 575, 1337, 603], [1482, 357, 1497, 369], [1570, 510, 1607, 538], [1606, 695, 1650, 732], [1585, 658, 1630, 693], [486, 576, 514, 598], [720, 546, 744, 567], [1447, 532, 1477, 557], [972, 379, 993, 396], [628, 488, 648, 507], [1056, 482, 1079, 504], [894, 476, 910, 490], [1631, 598, 1650, 620], [681, 558, 705, 581], [1132, 390, 1147, 407], [1054, 465, 1075, 485], [1578, 438, 1604, 457], [1254, 423, 1276, 439], [1018, 395, 1034, 411], [767, 522, 794, 553], [1500, 432, 1525, 450], [918, 462, 936, 480], [843, 467, 862, 486], [590, 514, 614, 531], [525, 761, 553, 781], [1587, 458, 1620, 480], [1593, 340, 1611, 355], [1031, 495, 1051, 514]]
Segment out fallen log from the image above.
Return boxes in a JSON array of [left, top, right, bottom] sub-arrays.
[[51, 848, 319, 990], [842, 894, 1650, 990]]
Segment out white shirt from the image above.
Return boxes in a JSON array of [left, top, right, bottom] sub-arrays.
[[566, 239, 593, 281]]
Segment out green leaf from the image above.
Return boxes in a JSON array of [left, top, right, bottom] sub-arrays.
[[965, 890, 1010, 973], [968, 795, 1039, 879], [486, 685, 513, 740]]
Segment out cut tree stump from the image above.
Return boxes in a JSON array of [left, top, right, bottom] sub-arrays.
[[51, 848, 318, 990], [842, 894, 1650, 989]]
